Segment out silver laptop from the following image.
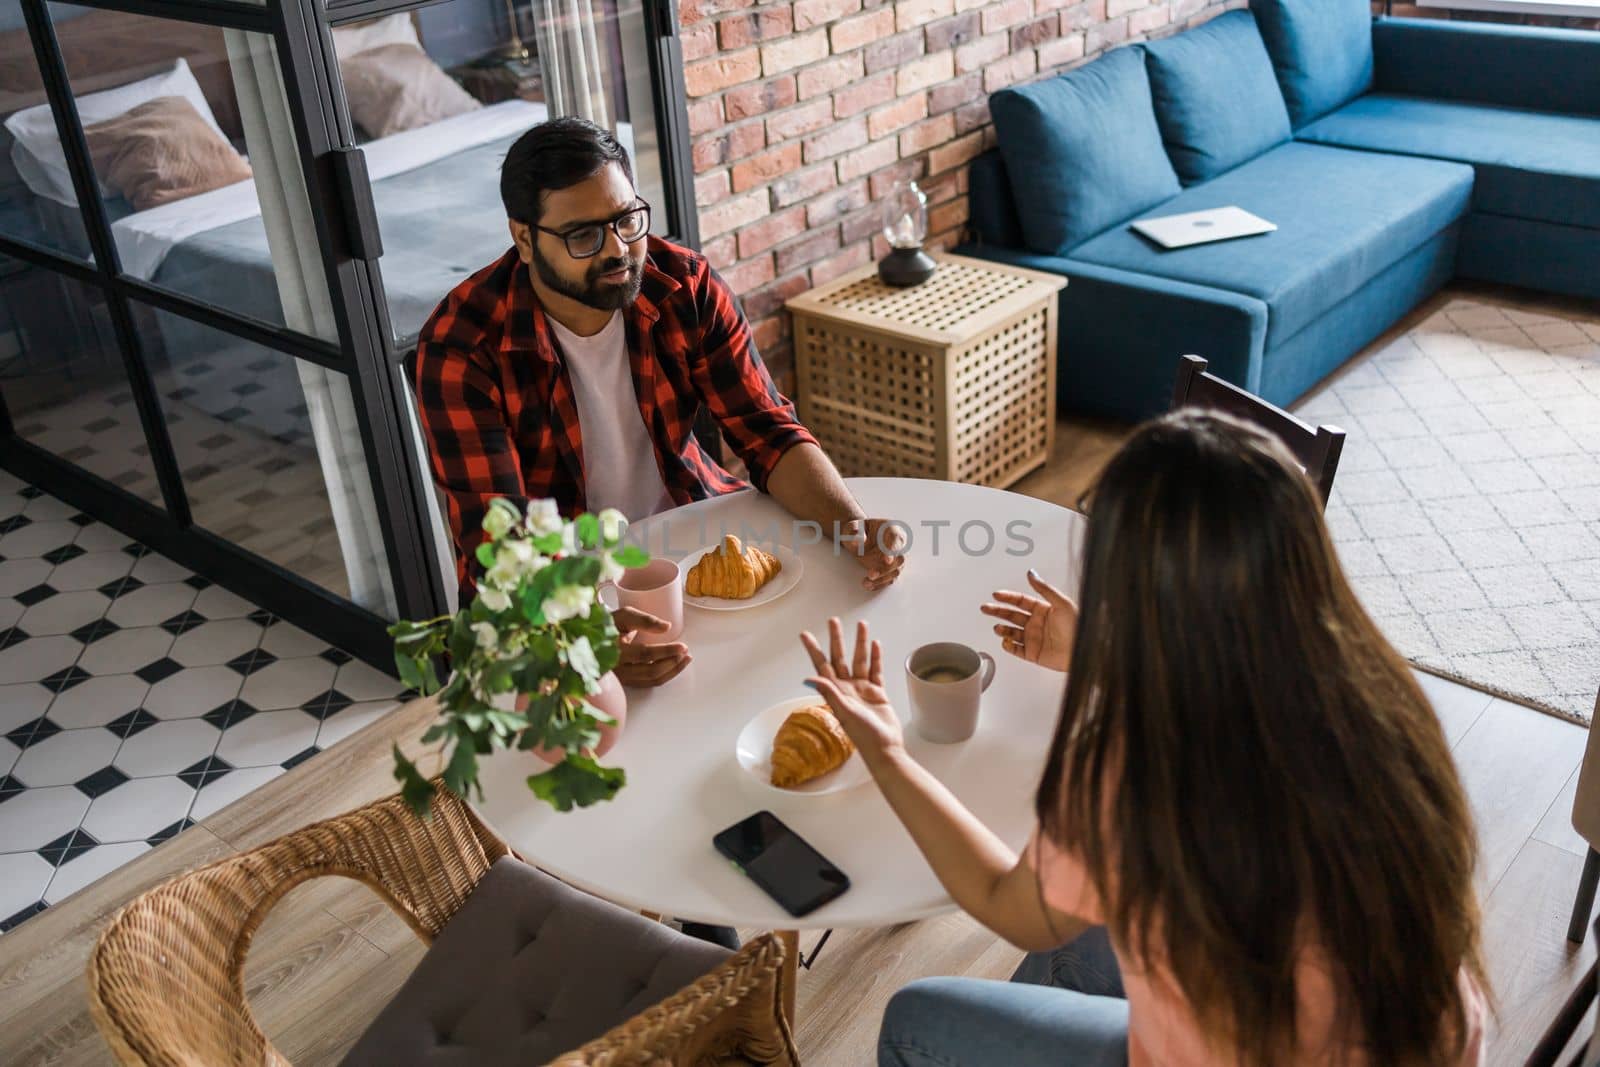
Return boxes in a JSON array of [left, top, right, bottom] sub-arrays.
[[1131, 206, 1276, 249]]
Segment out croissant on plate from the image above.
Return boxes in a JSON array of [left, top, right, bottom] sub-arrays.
[[770, 704, 854, 788], [686, 534, 782, 599]]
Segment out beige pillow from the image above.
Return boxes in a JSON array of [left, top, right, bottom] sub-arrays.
[[83, 95, 252, 211], [341, 43, 481, 140]]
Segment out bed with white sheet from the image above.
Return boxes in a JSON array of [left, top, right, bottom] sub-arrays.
[[131, 99, 552, 341]]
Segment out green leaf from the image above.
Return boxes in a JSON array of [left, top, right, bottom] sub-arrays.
[[393, 745, 434, 817], [612, 544, 649, 568], [548, 555, 601, 588], [475, 541, 497, 569], [447, 614, 475, 666], [556, 668, 591, 698], [441, 736, 481, 801], [518, 568, 556, 624], [485, 710, 530, 737], [516, 691, 561, 741], [394, 651, 425, 694], [531, 531, 563, 555], [575, 512, 600, 549], [526, 755, 625, 812], [592, 638, 620, 676], [540, 706, 601, 752]]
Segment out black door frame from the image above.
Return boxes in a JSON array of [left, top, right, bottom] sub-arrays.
[[0, 0, 699, 670]]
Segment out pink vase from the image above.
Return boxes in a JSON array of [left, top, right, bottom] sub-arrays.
[[520, 671, 628, 762]]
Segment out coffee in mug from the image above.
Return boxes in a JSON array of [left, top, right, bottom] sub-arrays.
[[904, 642, 996, 743], [914, 663, 973, 684]]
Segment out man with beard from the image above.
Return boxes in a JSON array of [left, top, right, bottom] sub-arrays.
[[414, 117, 906, 691]]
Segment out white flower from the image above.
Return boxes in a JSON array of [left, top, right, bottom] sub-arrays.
[[484, 559, 521, 591], [471, 621, 498, 651], [478, 585, 511, 612], [482, 500, 518, 540], [542, 583, 594, 622], [597, 508, 628, 544], [598, 552, 625, 585], [526, 499, 562, 536]]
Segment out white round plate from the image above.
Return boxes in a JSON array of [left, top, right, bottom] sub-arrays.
[[680, 542, 802, 611], [735, 696, 870, 797]]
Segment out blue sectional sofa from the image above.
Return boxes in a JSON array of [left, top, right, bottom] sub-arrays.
[[961, 0, 1600, 421]]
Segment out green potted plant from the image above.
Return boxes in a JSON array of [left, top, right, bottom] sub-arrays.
[[388, 497, 648, 816]]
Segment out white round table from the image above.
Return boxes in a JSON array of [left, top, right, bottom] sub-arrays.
[[473, 477, 1085, 932]]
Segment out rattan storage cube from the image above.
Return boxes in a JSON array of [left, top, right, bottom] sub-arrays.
[[787, 252, 1067, 488]]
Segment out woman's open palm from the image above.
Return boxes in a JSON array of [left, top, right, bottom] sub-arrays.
[[799, 617, 904, 764], [980, 569, 1078, 673]]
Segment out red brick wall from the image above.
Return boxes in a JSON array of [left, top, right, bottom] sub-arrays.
[[680, 0, 1239, 387]]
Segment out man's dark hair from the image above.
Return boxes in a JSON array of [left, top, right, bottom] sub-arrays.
[[500, 117, 634, 224]]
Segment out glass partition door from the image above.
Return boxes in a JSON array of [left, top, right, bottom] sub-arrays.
[[0, 0, 696, 654]]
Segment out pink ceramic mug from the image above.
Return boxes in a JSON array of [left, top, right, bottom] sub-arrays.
[[605, 557, 683, 644], [904, 641, 996, 744]]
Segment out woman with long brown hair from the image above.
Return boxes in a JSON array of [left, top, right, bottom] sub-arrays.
[[799, 410, 1487, 1065]]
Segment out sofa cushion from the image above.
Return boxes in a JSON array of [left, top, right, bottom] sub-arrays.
[[1373, 17, 1600, 118], [1068, 141, 1472, 346], [1250, 0, 1373, 128], [341, 857, 730, 1066], [990, 46, 1181, 256], [969, 149, 1023, 249], [1298, 93, 1600, 231], [1144, 10, 1291, 185]]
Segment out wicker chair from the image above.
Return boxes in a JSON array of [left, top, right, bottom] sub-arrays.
[[85, 784, 799, 1066]]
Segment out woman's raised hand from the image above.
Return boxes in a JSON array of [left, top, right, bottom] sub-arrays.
[[980, 569, 1078, 673], [799, 617, 904, 768]]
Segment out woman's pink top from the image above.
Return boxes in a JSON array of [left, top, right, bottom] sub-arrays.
[[1029, 829, 1486, 1066]]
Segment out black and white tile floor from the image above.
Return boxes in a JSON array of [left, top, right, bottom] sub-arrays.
[[0, 470, 409, 933]]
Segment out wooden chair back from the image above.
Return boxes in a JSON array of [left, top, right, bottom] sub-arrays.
[[1524, 914, 1599, 1066], [1169, 354, 1346, 506]]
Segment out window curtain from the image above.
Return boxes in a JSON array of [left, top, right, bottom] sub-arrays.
[[531, 0, 612, 127], [223, 29, 397, 617]]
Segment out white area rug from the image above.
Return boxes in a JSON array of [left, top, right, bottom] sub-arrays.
[[1297, 292, 1600, 725]]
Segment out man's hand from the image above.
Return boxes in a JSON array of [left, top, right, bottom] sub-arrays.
[[839, 517, 906, 591], [979, 569, 1078, 673], [612, 606, 690, 687]]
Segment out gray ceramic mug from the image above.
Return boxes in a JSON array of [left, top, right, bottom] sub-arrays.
[[905, 641, 997, 743]]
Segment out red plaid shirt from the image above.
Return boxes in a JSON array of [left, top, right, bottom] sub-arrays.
[[414, 236, 816, 598]]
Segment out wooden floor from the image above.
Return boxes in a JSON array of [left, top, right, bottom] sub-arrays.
[[0, 406, 1593, 1066]]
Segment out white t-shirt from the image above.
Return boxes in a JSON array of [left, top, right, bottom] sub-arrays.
[[547, 311, 674, 521]]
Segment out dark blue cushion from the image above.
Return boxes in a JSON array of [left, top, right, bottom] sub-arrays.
[[1144, 10, 1291, 185], [990, 46, 1180, 255], [1373, 17, 1600, 118], [968, 150, 1023, 249], [1250, 0, 1373, 127], [1298, 94, 1600, 230], [1068, 141, 1472, 346]]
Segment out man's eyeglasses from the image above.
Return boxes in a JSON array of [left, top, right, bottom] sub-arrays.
[[536, 202, 651, 259]]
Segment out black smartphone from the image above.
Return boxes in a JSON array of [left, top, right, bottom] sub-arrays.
[[713, 811, 851, 918]]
